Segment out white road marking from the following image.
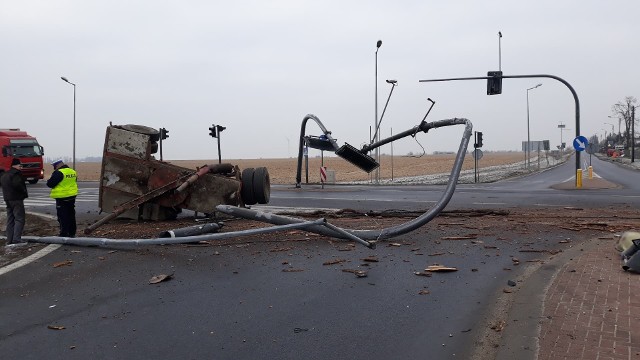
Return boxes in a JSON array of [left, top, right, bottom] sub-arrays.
[[0, 212, 60, 276], [533, 203, 574, 207], [0, 244, 61, 276], [273, 195, 437, 203]]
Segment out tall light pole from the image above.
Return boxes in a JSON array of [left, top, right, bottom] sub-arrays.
[[526, 83, 542, 168], [605, 122, 615, 143], [632, 106, 637, 162], [558, 122, 566, 153], [498, 31, 502, 71], [374, 39, 382, 183], [608, 115, 622, 137], [61, 76, 76, 170]]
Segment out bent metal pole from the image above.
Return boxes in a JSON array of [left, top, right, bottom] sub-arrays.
[[25, 219, 336, 246], [218, 117, 473, 242], [419, 73, 581, 187]]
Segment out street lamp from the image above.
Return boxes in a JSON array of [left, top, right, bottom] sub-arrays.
[[374, 39, 382, 184], [604, 122, 614, 133], [61, 76, 76, 170], [557, 122, 567, 153], [372, 79, 397, 144], [605, 122, 615, 143], [498, 31, 502, 71], [632, 105, 638, 162], [526, 83, 542, 168], [607, 115, 622, 137]]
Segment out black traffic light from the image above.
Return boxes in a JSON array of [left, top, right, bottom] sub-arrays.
[[160, 127, 169, 140], [475, 131, 483, 148], [209, 124, 226, 138], [486, 71, 502, 95]]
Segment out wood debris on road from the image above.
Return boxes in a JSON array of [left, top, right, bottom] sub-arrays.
[[425, 265, 458, 272]]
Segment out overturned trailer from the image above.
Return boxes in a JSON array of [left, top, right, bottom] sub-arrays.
[[86, 124, 270, 233]]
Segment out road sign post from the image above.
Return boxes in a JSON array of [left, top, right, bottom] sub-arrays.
[[573, 135, 588, 189], [320, 166, 327, 189]]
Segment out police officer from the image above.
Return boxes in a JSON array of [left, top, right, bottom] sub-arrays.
[[46, 160, 78, 237]]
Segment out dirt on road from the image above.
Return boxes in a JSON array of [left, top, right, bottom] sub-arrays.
[[6, 205, 634, 244]]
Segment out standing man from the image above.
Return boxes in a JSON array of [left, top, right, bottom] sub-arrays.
[[1, 159, 28, 245], [46, 159, 78, 237]]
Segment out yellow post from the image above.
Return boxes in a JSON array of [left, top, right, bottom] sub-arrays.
[[576, 169, 583, 188], [588, 166, 593, 179]]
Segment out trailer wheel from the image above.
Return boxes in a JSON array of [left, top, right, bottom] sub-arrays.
[[120, 124, 161, 142], [252, 167, 270, 204], [241, 168, 256, 205]]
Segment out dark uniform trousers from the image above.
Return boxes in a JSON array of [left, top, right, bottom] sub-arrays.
[[56, 197, 76, 237]]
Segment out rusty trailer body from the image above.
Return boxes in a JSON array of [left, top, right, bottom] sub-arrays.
[[96, 124, 269, 226]]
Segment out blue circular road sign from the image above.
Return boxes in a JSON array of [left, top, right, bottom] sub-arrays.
[[573, 136, 589, 152]]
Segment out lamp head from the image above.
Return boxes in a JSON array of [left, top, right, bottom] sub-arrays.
[[61, 76, 69, 83], [498, 31, 502, 38], [376, 40, 382, 48], [386, 79, 397, 85]]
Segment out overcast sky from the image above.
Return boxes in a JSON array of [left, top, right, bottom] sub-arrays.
[[1, 0, 638, 161]]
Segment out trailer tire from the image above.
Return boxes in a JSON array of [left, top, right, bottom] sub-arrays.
[[241, 168, 256, 205], [120, 124, 161, 142], [252, 167, 270, 204]]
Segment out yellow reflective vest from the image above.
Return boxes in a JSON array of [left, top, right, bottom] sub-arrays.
[[50, 168, 79, 199]]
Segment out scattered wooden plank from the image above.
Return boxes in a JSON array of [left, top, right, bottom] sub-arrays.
[[425, 265, 458, 272], [323, 259, 347, 266]]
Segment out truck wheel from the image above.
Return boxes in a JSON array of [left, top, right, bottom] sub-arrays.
[[252, 167, 270, 204], [28, 179, 39, 184], [241, 168, 256, 205], [120, 124, 161, 142]]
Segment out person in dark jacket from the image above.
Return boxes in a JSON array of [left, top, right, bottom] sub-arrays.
[[46, 159, 78, 237], [1, 158, 28, 245]]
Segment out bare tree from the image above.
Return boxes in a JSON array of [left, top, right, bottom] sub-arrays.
[[611, 96, 638, 147]]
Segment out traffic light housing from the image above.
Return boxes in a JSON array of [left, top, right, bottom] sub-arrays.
[[160, 127, 169, 140], [216, 125, 226, 134], [209, 125, 216, 138], [475, 132, 483, 148], [486, 71, 502, 95]]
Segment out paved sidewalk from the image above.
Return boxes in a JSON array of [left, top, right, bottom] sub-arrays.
[[538, 237, 640, 359]]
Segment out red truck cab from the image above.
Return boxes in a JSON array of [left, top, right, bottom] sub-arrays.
[[0, 128, 45, 184]]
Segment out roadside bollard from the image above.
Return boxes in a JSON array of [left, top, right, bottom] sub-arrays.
[[588, 166, 593, 179], [576, 169, 583, 188]]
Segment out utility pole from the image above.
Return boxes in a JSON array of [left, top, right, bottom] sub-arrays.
[[633, 106, 636, 162], [558, 123, 565, 154], [498, 31, 502, 72], [374, 40, 382, 184], [526, 84, 542, 168]]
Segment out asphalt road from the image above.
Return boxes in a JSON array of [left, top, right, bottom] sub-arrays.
[[1, 155, 638, 359], [263, 154, 640, 211]]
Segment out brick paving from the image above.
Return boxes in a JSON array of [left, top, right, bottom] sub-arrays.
[[538, 238, 640, 359]]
